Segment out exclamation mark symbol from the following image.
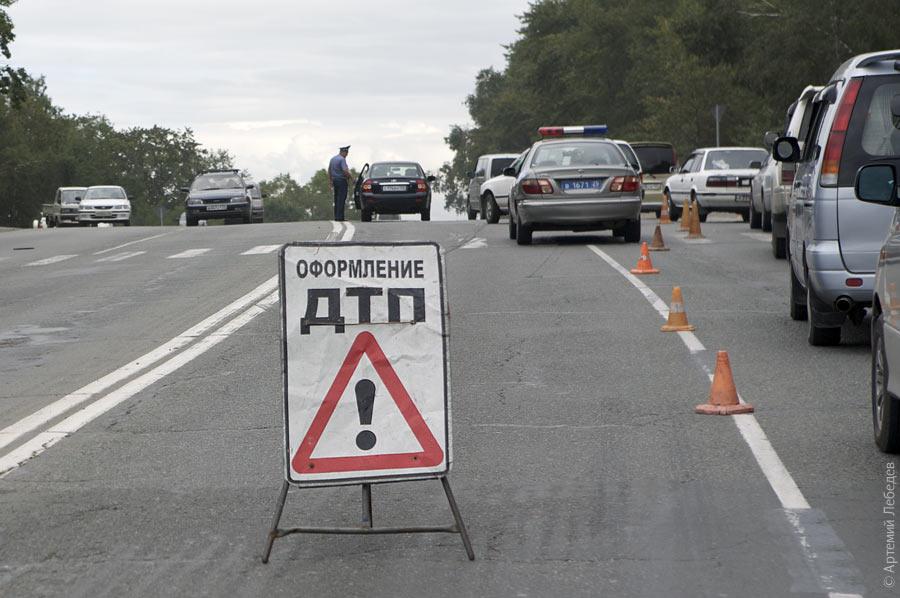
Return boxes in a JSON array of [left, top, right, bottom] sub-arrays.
[[355, 379, 377, 451]]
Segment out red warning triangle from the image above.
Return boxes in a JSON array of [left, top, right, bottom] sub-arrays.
[[292, 331, 444, 475]]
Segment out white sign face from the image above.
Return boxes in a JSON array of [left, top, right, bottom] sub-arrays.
[[279, 242, 450, 486]]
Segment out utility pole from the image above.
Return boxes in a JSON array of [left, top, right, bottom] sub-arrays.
[[712, 104, 726, 147]]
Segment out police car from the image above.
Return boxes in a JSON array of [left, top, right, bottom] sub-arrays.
[[507, 126, 643, 245]]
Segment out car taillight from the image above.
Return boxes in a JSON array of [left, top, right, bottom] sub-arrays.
[[780, 165, 795, 185], [521, 178, 553, 194], [362, 179, 372, 192], [707, 176, 736, 187], [821, 77, 862, 186], [416, 179, 427, 192], [609, 176, 640, 192]]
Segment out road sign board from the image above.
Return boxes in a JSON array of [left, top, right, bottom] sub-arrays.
[[279, 242, 450, 486]]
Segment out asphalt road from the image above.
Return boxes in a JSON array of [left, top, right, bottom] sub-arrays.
[[0, 217, 893, 597]]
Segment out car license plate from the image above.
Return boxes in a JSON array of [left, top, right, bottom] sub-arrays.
[[382, 185, 406, 192], [645, 183, 661, 191], [560, 179, 602, 191], [206, 205, 227, 211]]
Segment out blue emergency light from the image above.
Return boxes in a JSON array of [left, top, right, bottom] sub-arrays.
[[538, 125, 609, 138]]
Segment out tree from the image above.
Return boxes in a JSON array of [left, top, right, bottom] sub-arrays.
[[259, 169, 361, 222], [0, 0, 26, 104]]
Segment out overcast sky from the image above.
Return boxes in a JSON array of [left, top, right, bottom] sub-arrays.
[[7, 0, 529, 187]]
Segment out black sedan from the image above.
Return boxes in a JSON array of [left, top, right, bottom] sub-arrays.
[[353, 161, 435, 221]]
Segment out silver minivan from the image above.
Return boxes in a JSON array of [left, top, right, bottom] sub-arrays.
[[773, 50, 900, 345]]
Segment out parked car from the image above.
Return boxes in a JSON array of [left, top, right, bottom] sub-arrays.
[[182, 170, 262, 226], [507, 125, 642, 245], [664, 147, 767, 222], [353, 161, 435, 222], [479, 151, 528, 224], [760, 86, 823, 258], [773, 49, 900, 345], [466, 154, 519, 220], [854, 164, 900, 451], [632, 142, 677, 219], [78, 186, 131, 226], [748, 140, 776, 231], [42, 187, 87, 227]]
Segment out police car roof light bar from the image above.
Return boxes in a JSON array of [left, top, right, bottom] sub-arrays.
[[538, 125, 608, 138]]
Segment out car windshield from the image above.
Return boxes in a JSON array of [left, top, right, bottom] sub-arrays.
[[490, 158, 515, 178], [84, 187, 126, 200], [191, 173, 244, 191], [704, 149, 768, 170], [370, 163, 422, 178], [632, 145, 675, 174], [61, 190, 83, 203], [531, 141, 628, 168]]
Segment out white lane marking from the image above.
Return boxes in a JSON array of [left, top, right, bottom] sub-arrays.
[[95, 251, 145, 263], [588, 244, 809, 509], [681, 237, 713, 244], [742, 232, 771, 242], [25, 254, 77, 267], [241, 245, 281, 255], [0, 292, 280, 476], [461, 237, 486, 249], [93, 232, 171, 256], [168, 248, 211, 259], [0, 220, 352, 469]]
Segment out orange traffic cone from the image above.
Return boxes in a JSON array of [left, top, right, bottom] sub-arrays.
[[648, 225, 669, 251], [661, 286, 695, 332], [659, 197, 672, 224], [687, 200, 704, 239], [695, 351, 754, 415], [630, 242, 660, 275], [679, 199, 691, 231]]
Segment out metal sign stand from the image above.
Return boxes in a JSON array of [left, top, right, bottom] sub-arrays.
[[261, 477, 475, 563]]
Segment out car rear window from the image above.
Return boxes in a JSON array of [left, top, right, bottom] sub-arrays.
[[632, 145, 675, 174], [704, 149, 768, 170], [490, 158, 515, 178], [531, 142, 628, 168], [370, 163, 422, 178], [840, 74, 900, 186]]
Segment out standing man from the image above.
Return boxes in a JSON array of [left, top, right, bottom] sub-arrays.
[[328, 145, 352, 221]]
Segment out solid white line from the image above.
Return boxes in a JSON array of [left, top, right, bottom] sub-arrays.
[[241, 244, 281, 255], [95, 250, 146, 263], [0, 292, 280, 476], [341, 221, 355, 241], [25, 254, 77, 267], [587, 244, 810, 511], [461, 237, 487, 249], [0, 275, 279, 451], [93, 232, 171, 255], [168, 248, 211, 259]]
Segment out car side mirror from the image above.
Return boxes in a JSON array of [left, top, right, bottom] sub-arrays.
[[763, 131, 779, 147], [854, 164, 899, 206], [180, 187, 190, 193], [669, 166, 677, 174], [502, 167, 516, 177], [245, 184, 256, 189], [772, 136, 801, 163], [426, 175, 436, 182], [749, 161, 763, 169]]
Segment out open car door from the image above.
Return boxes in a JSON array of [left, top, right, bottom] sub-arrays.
[[353, 163, 369, 210]]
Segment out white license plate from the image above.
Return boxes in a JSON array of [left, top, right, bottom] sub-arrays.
[[382, 185, 406, 192], [206, 205, 228, 211], [645, 183, 661, 190]]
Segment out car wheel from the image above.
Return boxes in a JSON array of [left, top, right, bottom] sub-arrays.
[[807, 285, 841, 346], [772, 233, 786, 259], [186, 216, 197, 227], [484, 193, 500, 224], [123, 220, 131, 226], [873, 311, 900, 452], [361, 208, 373, 222], [665, 191, 680, 221], [749, 198, 761, 228], [739, 210, 749, 223], [466, 200, 477, 220], [623, 216, 641, 243], [698, 210, 708, 223], [789, 264, 808, 321], [762, 208, 772, 232], [421, 205, 431, 221], [508, 208, 517, 240], [515, 212, 532, 245]]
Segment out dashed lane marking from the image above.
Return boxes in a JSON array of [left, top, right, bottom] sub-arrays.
[[167, 248, 211, 259], [587, 244, 863, 597], [461, 237, 487, 249], [93, 232, 171, 256], [241, 244, 281, 255], [25, 255, 77, 267], [95, 251, 146, 263], [742, 232, 771, 242]]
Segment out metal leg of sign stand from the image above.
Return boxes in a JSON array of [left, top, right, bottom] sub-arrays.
[[261, 477, 474, 563]]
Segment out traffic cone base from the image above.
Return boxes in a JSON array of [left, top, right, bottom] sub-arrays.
[[630, 242, 660, 275], [648, 225, 669, 252], [661, 287, 695, 332], [695, 351, 754, 416]]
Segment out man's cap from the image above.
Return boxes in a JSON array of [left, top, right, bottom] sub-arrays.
[[340, 145, 351, 152]]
